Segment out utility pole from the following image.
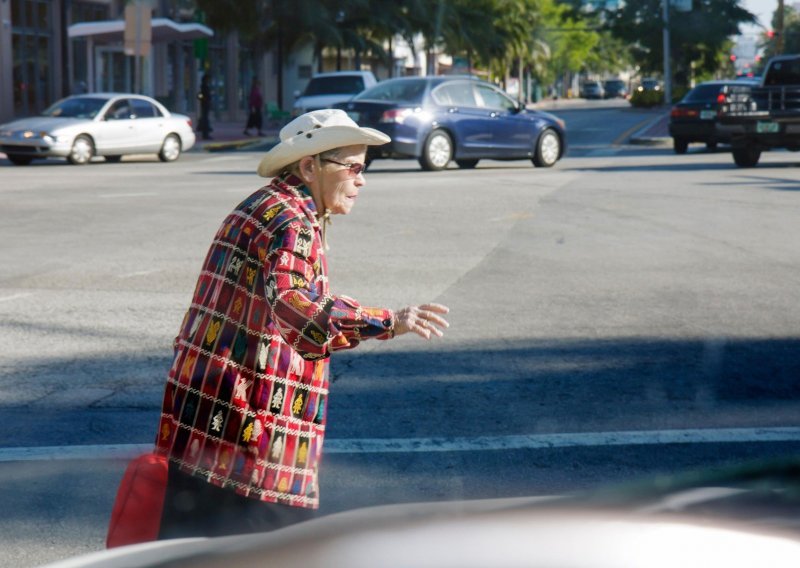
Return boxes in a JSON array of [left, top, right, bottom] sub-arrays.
[[662, 0, 672, 105]]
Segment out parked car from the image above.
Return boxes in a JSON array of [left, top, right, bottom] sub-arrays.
[[669, 79, 759, 154], [603, 79, 628, 99], [40, 457, 800, 568], [580, 81, 605, 99], [0, 93, 195, 166], [292, 71, 377, 116], [335, 76, 566, 171]]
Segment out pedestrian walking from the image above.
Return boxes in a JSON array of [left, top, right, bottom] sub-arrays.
[[155, 109, 449, 540], [197, 73, 213, 140], [244, 77, 264, 136]]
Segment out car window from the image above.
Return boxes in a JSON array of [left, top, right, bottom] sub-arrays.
[[682, 84, 724, 102], [105, 100, 133, 120], [765, 58, 800, 86], [476, 84, 517, 111], [131, 99, 161, 118], [355, 79, 427, 103], [303, 76, 366, 96], [432, 83, 478, 107], [42, 97, 108, 119]]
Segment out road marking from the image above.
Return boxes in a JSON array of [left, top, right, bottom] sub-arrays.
[[1, 427, 799, 462], [97, 192, 158, 199], [117, 269, 163, 279], [614, 115, 663, 146], [0, 293, 33, 303]]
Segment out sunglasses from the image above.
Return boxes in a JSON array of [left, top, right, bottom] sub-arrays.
[[321, 158, 367, 176]]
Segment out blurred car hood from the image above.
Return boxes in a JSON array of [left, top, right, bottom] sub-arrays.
[[0, 116, 86, 132], [43, 457, 800, 568]]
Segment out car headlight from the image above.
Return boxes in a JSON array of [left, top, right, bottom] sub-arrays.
[[20, 130, 56, 142]]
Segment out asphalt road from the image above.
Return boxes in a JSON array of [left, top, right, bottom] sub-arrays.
[[1, 101, 800, 566]]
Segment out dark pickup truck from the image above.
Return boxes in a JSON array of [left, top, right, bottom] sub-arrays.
[[718, 54, 800, 167]]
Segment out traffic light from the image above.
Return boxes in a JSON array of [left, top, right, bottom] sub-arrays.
[[730, 54, 737, 62], [767, 30, 775, 39]]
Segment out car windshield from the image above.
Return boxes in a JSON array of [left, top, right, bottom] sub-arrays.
[[354, 79, 428, 103], [765, 58, 800, 86], [303, 76, 366, 96], [683, 84, 724, 102], [41, 97, 107, 118]]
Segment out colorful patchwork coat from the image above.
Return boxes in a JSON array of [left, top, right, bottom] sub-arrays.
[[155, 174, 394, 509]]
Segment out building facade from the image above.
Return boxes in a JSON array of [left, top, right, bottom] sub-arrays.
[[0, 0, 260, 125]]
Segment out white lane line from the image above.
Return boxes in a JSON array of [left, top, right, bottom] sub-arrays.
[[97, 192, 158, 199], [0, 292, 33, 303], [329, 427, 800, 454], [1, 427, 799, 462], [117, 269, 163, 279]]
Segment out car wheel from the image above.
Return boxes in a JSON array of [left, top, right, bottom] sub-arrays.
[[7, 154, 33, 166], [732, 146, 761, 168], [68, 135, 94, 165], [105, 155, 122, 163], [706, 141, 718, 151], [456, 159, 479, 169], [159, 134, 182, 162], [532, 129, 560, 167], [673, 138, 689, 154], [419, 129, 453, 171]]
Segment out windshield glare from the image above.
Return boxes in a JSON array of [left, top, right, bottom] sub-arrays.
[[355, 79, 427, 103], [42, 97, 107, 118]]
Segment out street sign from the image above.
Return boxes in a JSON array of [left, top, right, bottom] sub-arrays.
[[671, 0, 692, 12]]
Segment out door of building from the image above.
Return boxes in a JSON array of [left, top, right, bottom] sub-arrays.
[[95, 47, 132, 93]]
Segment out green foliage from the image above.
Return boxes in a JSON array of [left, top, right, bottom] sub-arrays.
[[605, 0, 756, 92], [191, 0, 631, 86], [762, 6, 800, 61], [629, 89, 664, 107]]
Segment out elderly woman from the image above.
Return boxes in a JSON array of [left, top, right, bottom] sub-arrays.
[[155, 109, 449, 539]]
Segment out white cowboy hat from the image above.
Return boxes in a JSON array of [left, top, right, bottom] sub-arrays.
[[257, 109, 390, 178]]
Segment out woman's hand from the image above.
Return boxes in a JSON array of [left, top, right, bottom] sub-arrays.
[[393, 303, 450, 339]]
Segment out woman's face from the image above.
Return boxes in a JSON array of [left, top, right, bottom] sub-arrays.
[[316, 145, 368, 215]]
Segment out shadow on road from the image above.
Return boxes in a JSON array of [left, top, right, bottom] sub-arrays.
[[4, 336, 798, 445]]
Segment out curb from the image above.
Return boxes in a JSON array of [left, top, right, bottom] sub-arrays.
[[195, 136, 279, 153]]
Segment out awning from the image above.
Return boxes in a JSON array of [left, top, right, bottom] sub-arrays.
[[68, 18, 213, 43]]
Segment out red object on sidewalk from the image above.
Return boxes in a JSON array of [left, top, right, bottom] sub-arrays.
[[106, 453, 169, 549]]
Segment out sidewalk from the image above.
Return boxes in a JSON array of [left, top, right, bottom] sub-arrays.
[[192, 120, 280, 153]]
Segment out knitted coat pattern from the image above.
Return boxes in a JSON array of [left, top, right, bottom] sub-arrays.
[[156, 174, 394, 509]]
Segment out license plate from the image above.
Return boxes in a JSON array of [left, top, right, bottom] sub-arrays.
[[700, 110, 716, 120], [756, 121, 779, 133], [346, 111, 360, 123]]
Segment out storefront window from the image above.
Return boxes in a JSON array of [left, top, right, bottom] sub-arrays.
[[70, 1, 110, 93], [10, 0, 52, 116]]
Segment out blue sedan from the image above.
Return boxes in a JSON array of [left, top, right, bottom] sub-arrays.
[[335, 76, 566, 171]]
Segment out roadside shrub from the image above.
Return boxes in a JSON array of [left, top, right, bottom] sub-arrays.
[[629, 89, 664, 108]]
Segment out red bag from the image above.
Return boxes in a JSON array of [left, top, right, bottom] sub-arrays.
[[106, 452, 169, 548]]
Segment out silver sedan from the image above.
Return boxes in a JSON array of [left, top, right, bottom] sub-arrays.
[[0, 93, 196, 165]]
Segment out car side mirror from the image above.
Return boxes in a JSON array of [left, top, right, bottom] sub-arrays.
[[293, 90, 301, 99]]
